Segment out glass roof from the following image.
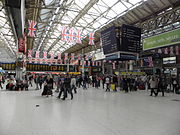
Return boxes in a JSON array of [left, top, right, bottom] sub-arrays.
[[0, 1, 16, 61], [33, 0, 146, 54]]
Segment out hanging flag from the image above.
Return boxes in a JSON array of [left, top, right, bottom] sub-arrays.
[[148, 57, 154, 67], [88, 32, 95, 45], [28, 20, 37, 37], [78, 54, 81, 60], [112, 62, 116, 69], [35, 51, 39, 58], [50, 52, 54, 64], [64, 53, 68, 60], [76, 29, 83, 44], [80, 60, 83, 65], [140, 59, 143, 67], [28, 50, 32, 58], [39, 59, 43, 64], [92, 61, 95, 66], [61, 27, 67, 41], [88, 61, 91, 66], [67, 28, 74, 43], [170, 46, 174, 55], [50, 52, 54, 60], [164, 48, 169, 54], [85, 55, 89, 61], [158, 48, 162, 54], [99, 61, 102, 66], [175, 46, 179, 55], [71, 53, 75, 60], [43, 51, 48, 64], [58, 53, 61, 60], [96, 61, 98, 66]]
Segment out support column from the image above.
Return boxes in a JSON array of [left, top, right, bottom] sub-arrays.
[[129, 60, 133, 71]]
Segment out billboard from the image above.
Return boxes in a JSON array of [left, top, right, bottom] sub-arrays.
[[143, 28, 180, 50]]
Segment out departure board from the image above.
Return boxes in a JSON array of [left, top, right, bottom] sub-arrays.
[[0, 63, 16, 70], [101, 26, 119, 54], [121, 24, 141, 52], [26, 64, 76, 72]]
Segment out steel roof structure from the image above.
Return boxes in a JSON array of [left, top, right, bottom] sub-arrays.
[[0, 0, 179, 62]]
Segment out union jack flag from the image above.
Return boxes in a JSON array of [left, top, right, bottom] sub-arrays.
[[78, 54, 81, 60], [61, 27, 67, 41], [164, 48, 169, 54], [67, 28, 74, 43], [88, 61, 91, 66], [35, 51, 39, 58], [28, 50, 32, 58], [58, 53, 61, 60], [175, 46, 179, 55], [92, 61, 95, 66], [112, 62, 116, 69], [64, 53, 68, 60], [28, 20, 37, 37], [158, 48, 162, 54], [96, 61, 98, 66], [88, 32, 95, 45], [76, 29, 83, 44], [148, 57, 154, 67], [71, 53, 75, 60], [99, 61, 102, 66], [43, 51, 47, 64], [50, 52, 54, 60], [170, 46, 174, 55]]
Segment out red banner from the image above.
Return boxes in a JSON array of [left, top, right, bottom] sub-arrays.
[[18, 38, 25, 53]]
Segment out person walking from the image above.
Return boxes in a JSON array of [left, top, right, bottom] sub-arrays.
[[172, 79, 177, 93], [71, 76, 77, 93], [0, 74, 3, 89], [105, 75, 111, 92], [149, 76, 158, 96], [34, 75, 40, 90]]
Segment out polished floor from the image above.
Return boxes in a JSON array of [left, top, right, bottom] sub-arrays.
[[0, 84, 180, 135]]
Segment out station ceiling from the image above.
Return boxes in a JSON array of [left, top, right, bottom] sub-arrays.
[[0, 0, 179, 62]]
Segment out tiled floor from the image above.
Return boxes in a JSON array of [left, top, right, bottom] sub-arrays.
[[0, 85, 180, 135]]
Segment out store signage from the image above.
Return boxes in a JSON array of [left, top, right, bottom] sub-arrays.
[[163, 57, 176, 64], [143, 28, 180, 50]]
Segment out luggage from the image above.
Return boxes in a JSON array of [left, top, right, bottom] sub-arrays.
[[111, 84, 116, 91], [139, 85, 145, 90]]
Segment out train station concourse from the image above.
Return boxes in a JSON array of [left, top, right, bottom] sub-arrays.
[[0, 0, 180, 135]]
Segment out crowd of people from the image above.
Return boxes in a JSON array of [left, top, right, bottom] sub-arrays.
[[0, 73, 179, 99]]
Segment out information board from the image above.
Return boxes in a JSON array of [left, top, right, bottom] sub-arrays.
[[0, 63, 16, 70], [121, 24, 141, 52], [26, 64, 76, 72], [101, 26, 119, 54]]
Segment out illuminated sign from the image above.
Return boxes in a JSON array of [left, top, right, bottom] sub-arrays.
[[143, 29, 180, 50]]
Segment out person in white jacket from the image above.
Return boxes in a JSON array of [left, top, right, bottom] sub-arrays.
[[149, 76, 158, 96], [71, 76, 77, 93]]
